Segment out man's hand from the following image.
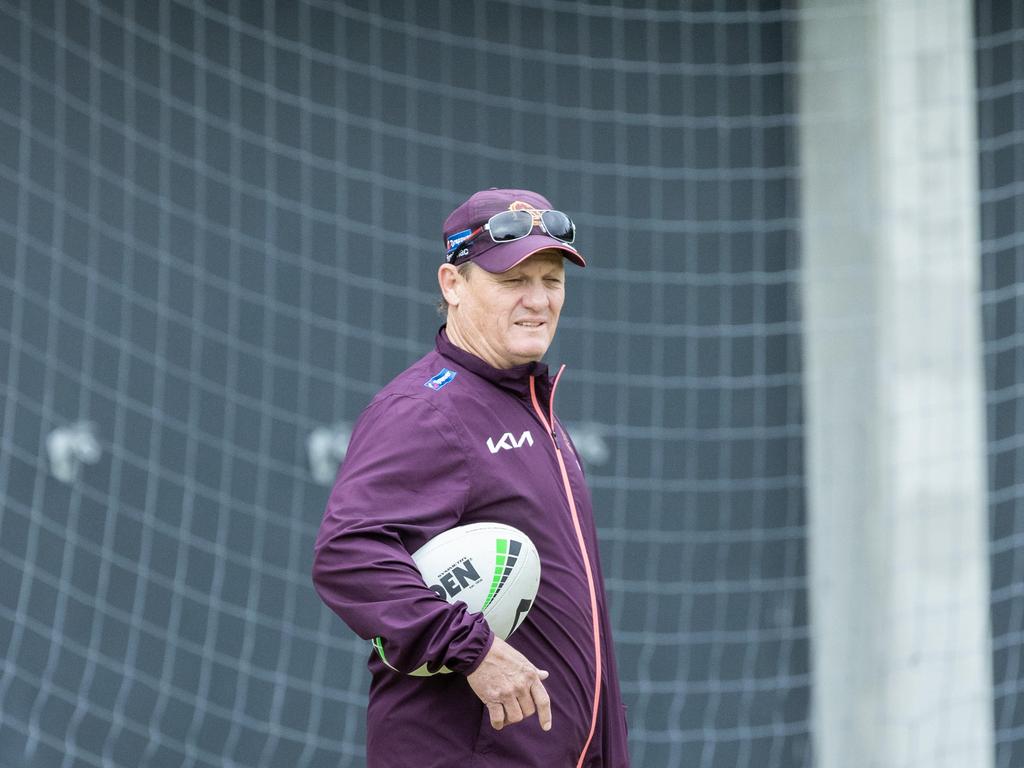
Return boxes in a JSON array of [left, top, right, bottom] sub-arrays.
[[466, 635, 552, 732]]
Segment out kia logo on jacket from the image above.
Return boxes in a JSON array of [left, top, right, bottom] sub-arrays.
[[487, 430, 534, 453]]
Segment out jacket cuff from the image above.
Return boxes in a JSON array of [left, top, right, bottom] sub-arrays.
[[448, 620, 495, 676]]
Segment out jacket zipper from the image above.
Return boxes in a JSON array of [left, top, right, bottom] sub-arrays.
[[530, 368, 601, 768]]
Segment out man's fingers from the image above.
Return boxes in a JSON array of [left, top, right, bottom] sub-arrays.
[[518, 690, 537, 720], [504, 696, 525, 725], [532, 678, 552, 732], [467, 638, 553, 733], [487, 702, 505, 731]]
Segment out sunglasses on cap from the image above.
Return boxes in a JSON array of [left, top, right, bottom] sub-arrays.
[[445, 209, 576, 263]]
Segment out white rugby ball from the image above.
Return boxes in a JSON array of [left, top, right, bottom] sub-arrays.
[[393, 522, 540, 677]]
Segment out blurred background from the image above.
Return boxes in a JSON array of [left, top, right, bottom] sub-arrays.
[[0, 1, 1020, 766]]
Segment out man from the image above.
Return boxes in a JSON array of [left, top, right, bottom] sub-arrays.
[[312, 188, 630, 767]]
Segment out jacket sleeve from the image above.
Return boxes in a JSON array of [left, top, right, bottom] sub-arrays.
[[311, 393, 493, 675]]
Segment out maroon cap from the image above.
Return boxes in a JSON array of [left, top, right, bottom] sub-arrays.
[[442, 188, 586, 273]]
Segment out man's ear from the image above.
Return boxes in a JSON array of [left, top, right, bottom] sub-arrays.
[[438, 263, 464, 308]]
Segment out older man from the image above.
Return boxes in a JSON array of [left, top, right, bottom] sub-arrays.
[[313, 188, 630, 767]]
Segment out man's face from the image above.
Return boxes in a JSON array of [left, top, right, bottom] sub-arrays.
[[444, 250, 566, 369]]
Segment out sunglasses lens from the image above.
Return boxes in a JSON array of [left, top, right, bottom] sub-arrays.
[[488, 210, 534, 242], [542, 211, 575, 242]]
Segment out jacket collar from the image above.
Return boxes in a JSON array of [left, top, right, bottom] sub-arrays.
[[436, 326, 552, 402]]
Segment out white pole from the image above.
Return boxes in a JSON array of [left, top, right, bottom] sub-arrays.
[[799, 1, 994, 767]]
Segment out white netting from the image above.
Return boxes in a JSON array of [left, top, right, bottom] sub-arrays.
[[977, 2, 1024, 766], [0, 2, 809, 766]]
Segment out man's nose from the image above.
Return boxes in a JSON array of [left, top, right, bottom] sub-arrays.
[[521, 279, 548, 308]]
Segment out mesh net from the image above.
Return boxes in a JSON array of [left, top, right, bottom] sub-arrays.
[[977, 2, 1024, 766], [0, 1, 809, 766]]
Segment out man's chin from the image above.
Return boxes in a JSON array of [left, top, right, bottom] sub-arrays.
[[507, 342, 552, 365]]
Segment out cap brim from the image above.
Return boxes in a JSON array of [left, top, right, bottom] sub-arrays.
[[470, 233, 586, 273]]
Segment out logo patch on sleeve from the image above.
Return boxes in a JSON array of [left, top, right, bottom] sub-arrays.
[[424, 368, 457, 391]]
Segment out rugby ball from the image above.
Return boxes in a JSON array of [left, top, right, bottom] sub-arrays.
[[399, 522, 541, 677]]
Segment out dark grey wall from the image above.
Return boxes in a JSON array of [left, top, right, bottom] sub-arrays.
[[0, 2, 808, 766]]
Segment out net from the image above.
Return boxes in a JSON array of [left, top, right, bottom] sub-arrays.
[[977, 2, 1024, 767], [0, 1, 809, 766]]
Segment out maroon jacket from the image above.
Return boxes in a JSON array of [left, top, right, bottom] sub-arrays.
[[313, 329, 630, 767]]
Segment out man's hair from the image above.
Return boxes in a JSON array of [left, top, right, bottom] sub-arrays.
[[437, 262, 475, 317]]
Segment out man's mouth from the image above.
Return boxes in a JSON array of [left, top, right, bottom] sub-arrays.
[[514, 320, 545, 328]]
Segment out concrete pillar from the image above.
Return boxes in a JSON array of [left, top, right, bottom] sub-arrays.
[[799, 1, 994, 767]]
